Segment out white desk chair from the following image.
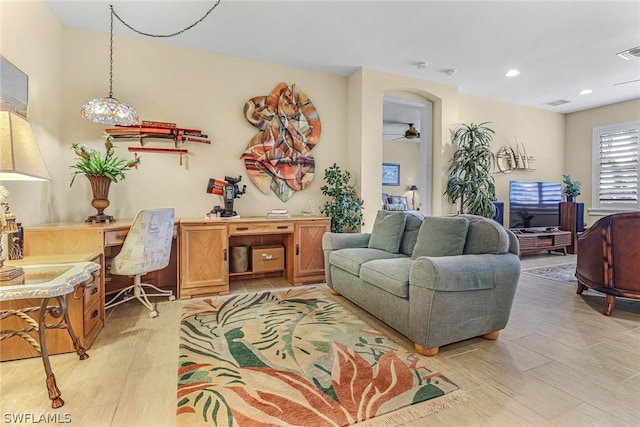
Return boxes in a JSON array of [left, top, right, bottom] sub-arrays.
[[105, 208, 176, 317]]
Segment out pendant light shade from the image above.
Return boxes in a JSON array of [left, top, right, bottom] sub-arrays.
[[81, 6, 138, 126], [81, 96, 139, 125]]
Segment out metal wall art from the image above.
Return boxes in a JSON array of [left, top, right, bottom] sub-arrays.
[[241, 82, 321, 202], [495, 138, 536, 173]]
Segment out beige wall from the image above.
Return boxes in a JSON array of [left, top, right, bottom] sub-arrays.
[[382, 139, 420, 208], [0, 0, 63, 226], [3, 1, 632, 231], [565, 99, 640, 226], [458, 94, 566, 226]]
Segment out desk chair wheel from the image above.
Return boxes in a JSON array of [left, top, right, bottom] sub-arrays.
[[149, 310, 158, 318], [169, 295, 176, 302]]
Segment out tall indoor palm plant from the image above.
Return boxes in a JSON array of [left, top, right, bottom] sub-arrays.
[[445, 122, 497, 218]]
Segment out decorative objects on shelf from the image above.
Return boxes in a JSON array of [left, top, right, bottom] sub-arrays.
[[242, 82, 321, 202], [495, 138, 536, 173], [105, 120, 209, 166], [80, 6, 139, 126], [69, 135, 140, 223]]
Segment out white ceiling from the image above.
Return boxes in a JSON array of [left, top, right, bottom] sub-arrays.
[[44, 0, 640, 114]]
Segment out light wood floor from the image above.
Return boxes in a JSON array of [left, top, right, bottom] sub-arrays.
[[1, 253, 639, 426]]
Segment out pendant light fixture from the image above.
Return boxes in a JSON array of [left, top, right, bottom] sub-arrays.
[[81, 5, 139, 126]]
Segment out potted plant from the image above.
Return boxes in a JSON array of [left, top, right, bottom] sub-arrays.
[[562, 174, 581, 202], [445, 122, 497, 218], [70, 134, 140, 222], [320, 163, 364, 232]]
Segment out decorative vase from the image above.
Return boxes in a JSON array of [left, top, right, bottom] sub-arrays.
[[86, 175, 115, 223]]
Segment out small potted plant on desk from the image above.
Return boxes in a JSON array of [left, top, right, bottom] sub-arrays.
[[70, 134, 140, 223], [562, 174, 581, 202]]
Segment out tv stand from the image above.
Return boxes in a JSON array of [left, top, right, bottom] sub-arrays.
[[512, 229, 571, 256]]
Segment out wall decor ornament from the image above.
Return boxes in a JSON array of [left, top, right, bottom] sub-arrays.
[[241, 82, 321, 202]]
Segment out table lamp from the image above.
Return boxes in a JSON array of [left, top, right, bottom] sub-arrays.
[[0, 109, 51, 280], [409, 185, 418, 210]]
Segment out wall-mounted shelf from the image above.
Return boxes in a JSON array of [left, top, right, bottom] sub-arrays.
[[105, 120, 209, 166]]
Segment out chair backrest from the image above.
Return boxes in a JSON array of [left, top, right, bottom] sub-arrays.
[[110, 208, 175, 276]]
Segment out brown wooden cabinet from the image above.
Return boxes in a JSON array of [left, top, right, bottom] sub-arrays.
[[179, 216, 330, 298], [179, 223, 228, 298], [514, 230, 572, 256], [293, 219, 330, 284], [1, 253, 104, 361]]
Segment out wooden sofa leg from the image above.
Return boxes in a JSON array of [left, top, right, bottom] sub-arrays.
[[415, 343, 439, 356], [329, 288, 340, 296], [481, 331, 500, 340], [576, 282, 587, 294], [604, 295, 616, 316]]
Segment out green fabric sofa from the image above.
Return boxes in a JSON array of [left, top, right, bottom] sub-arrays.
[[322, 210, 521, 356]]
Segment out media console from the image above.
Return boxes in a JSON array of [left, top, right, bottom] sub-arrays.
[[511, 229, 571, 257]]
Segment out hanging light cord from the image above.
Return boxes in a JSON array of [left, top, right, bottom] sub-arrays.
[[108, 7, 114, 98], [110, 1, 221, 39]]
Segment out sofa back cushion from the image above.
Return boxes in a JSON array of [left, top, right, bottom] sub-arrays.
[[368, 210, 407, 253], [399, 211, 424, 256], [411, 216, 470, 259], [460, 214, 510, 254]]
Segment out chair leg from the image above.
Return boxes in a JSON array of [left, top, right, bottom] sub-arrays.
[[603, 294, 616, 316], [139, 283, 176, 301]]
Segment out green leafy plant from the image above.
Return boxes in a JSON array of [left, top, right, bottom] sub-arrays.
[[70, 134, 140, 187], [562, 174, 581, 200], [320, 163, 364, 233], [445, 122, 497, 218]]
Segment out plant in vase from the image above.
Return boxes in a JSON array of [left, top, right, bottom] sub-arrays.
[[562, 174, 581, 202], [320, 163, 364, 233], [70, 134, 140, 223]]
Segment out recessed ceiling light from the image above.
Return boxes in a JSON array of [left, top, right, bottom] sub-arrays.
[[579, 89, 593, 95], [505, 69, 520, 77]]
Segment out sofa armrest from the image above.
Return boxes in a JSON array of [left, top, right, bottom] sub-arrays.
[[322, 232, 371, 250], [410, 253, 521, 292]]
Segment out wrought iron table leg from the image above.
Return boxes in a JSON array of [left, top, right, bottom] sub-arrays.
[[39, 297, 64, 409]]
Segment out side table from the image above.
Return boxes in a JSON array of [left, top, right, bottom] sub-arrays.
[[0, 261, 100, 408]]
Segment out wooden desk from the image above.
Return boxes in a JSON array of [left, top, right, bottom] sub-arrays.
[[179, 216, 330, 298], [1, 253, 103, 362], [23, 221, 179, 298], [513, 230, 572, 256]]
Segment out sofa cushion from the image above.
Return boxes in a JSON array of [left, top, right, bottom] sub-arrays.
[[360, 257, 413, 298], [460, 214, 510, 254], [368, 210, 407, 253], [329, 248, 406, 276], [399, 211, 424, 256], [411, 216, 470, 259]]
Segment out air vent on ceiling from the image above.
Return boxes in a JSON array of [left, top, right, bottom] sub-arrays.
[[545, 99, 571, 107], [617, 46, 640, 60]]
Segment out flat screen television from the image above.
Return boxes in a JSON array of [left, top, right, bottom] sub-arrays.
[[509, 180, 562, 229]]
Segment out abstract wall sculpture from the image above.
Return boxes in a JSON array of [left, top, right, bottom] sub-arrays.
[[241, 82, 321, 201]]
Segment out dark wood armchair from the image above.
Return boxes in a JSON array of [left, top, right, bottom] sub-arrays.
[[576, 211, 640, 315]]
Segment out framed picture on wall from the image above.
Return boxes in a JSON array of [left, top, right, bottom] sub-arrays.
[[382, 163, 400, 186]]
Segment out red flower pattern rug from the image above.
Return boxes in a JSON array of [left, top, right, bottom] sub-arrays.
[[177, 286, 466, 426]]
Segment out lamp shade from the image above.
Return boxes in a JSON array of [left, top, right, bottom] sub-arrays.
[[0, 110, 50, 181], [409, 185, 418, 191]]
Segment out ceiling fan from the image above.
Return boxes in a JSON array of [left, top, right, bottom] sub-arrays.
[[384, 123, 420, 140]]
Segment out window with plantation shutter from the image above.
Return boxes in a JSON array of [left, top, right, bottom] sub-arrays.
[[592, 121, 640, 213]]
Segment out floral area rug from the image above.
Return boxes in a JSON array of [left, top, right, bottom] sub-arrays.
[[177, 286, 465, 426], [522, 263, 578, 283]]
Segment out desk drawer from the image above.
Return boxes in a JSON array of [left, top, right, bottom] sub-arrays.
[[83, 299, 102, 340], [228, 222, 294, 235], [83, 282, 101, 307], [104, 229, 128, 246]]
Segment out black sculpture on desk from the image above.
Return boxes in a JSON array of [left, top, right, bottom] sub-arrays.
[[207, 176, 246, 218]]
